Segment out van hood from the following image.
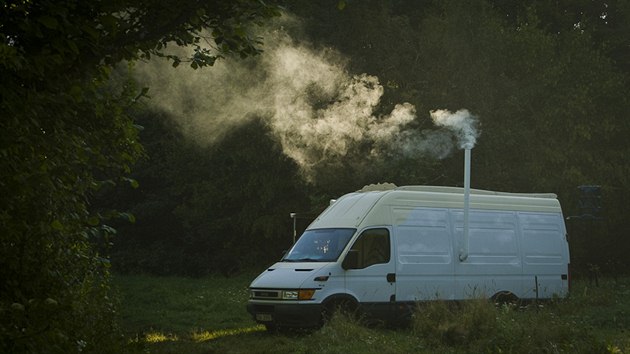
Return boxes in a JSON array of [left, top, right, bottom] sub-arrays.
[[250, 262, 330, 289]]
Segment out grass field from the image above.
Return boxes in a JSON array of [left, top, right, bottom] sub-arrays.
[[114, 273, 630, 353]]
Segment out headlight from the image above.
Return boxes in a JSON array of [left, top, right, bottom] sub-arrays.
[[282, 290, 298, 300], [281, 289, 316, 300]]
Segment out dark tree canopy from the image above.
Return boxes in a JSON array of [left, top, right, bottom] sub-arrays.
[[0, 0, 280, 352]]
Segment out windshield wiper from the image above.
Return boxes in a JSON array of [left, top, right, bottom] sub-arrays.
[[282, 258, 320, 262]]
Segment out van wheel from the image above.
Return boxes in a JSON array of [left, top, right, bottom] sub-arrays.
[[491, 291, 518, 305], [322, 297, 358, 323]]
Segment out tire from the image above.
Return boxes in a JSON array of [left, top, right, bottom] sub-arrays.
[[491, 291, 518, 305]]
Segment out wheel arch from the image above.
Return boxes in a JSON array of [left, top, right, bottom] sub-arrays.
[[490, 290, 519, 303], [322, 293, 359, 309]]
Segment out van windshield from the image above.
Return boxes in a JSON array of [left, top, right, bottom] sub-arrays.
[[282, 228, 356, 262]]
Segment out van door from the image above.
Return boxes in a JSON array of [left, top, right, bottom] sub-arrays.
[[519, 212, 568, 298], [343, 228, 396, 316], [393, 207, 456, 301]]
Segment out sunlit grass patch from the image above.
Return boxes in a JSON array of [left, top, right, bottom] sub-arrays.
[[191, 325, 265, 342], [144, 331, 179, 343]]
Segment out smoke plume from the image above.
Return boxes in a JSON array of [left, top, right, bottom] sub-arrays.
[[134, 17, 480, 180], [430, 109, 480, 150]]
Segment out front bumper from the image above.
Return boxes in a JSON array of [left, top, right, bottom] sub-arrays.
[[246, 301, 323, 328]]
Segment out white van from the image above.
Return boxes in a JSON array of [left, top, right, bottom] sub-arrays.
[[246, 185, 570, 329]]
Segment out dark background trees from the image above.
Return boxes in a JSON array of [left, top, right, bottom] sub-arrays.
[[110, 112, 309, 276], [113, 0, 629, 279]]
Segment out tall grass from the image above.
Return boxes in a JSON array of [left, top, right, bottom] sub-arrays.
[[412, 299, 497, 347], [411, 298, 608, 353]]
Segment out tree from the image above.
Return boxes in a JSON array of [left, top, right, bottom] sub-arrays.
[[109, 113, 309, 276], [0, 0, 280, 351]]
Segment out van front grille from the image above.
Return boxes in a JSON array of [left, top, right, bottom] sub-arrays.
[[251, 289, 282, 300]]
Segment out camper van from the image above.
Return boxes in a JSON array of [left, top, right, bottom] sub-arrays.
[[246, 186, 570, 329]]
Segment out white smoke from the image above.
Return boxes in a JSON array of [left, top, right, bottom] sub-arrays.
[[374, 109, 480, 160], [134, 17, 479, 180], [430, 109, 479, 150], [390, 129, 457, 160]]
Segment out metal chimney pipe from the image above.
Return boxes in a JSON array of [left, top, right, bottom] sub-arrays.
[[460, 148, 471, 261]]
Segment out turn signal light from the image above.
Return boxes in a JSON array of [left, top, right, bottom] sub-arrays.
[[298, 289, 315, 300]]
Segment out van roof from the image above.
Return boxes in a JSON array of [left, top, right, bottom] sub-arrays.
[[395, 185, 558, 199], [309, 185, 562, 229]]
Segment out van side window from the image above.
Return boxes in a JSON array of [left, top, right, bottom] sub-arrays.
[[349, 228, 390, 269]]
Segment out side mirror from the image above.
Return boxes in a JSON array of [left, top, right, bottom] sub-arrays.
[[342, 249, 359, 270]]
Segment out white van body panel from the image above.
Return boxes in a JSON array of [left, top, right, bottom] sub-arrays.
[[394, 207, 456, 301], [247, 186, 570, 327]]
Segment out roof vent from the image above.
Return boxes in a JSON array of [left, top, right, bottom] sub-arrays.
[[357, 182, 397, 192]]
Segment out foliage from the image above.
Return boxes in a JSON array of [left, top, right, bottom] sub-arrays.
[[0, 59, 142, 353], [1, 0, 280, 352]]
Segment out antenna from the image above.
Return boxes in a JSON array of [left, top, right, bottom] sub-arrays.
[[290, 212, 297, 244]]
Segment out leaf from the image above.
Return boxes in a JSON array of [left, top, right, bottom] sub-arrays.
[[337, 0, 346, 11], [101, 225, 117, 234], [70, 85, 83, 102], [51, 220, 63, 231], [133, 87, 149, 101], [123, 177, 139, 189], [87, 216, 100, 226], [66, 39, 79, 54], [81, 24, 100, 39], [38, 15, 59, 29], [120, 212, 136, 223], [99, 15, 118, 30]]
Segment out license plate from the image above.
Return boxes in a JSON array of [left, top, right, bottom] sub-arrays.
[[256, 313, 273, 322]]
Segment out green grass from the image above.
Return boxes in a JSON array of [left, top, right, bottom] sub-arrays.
[[114, 274, 252, 334], [114, 274, 630, 354]]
